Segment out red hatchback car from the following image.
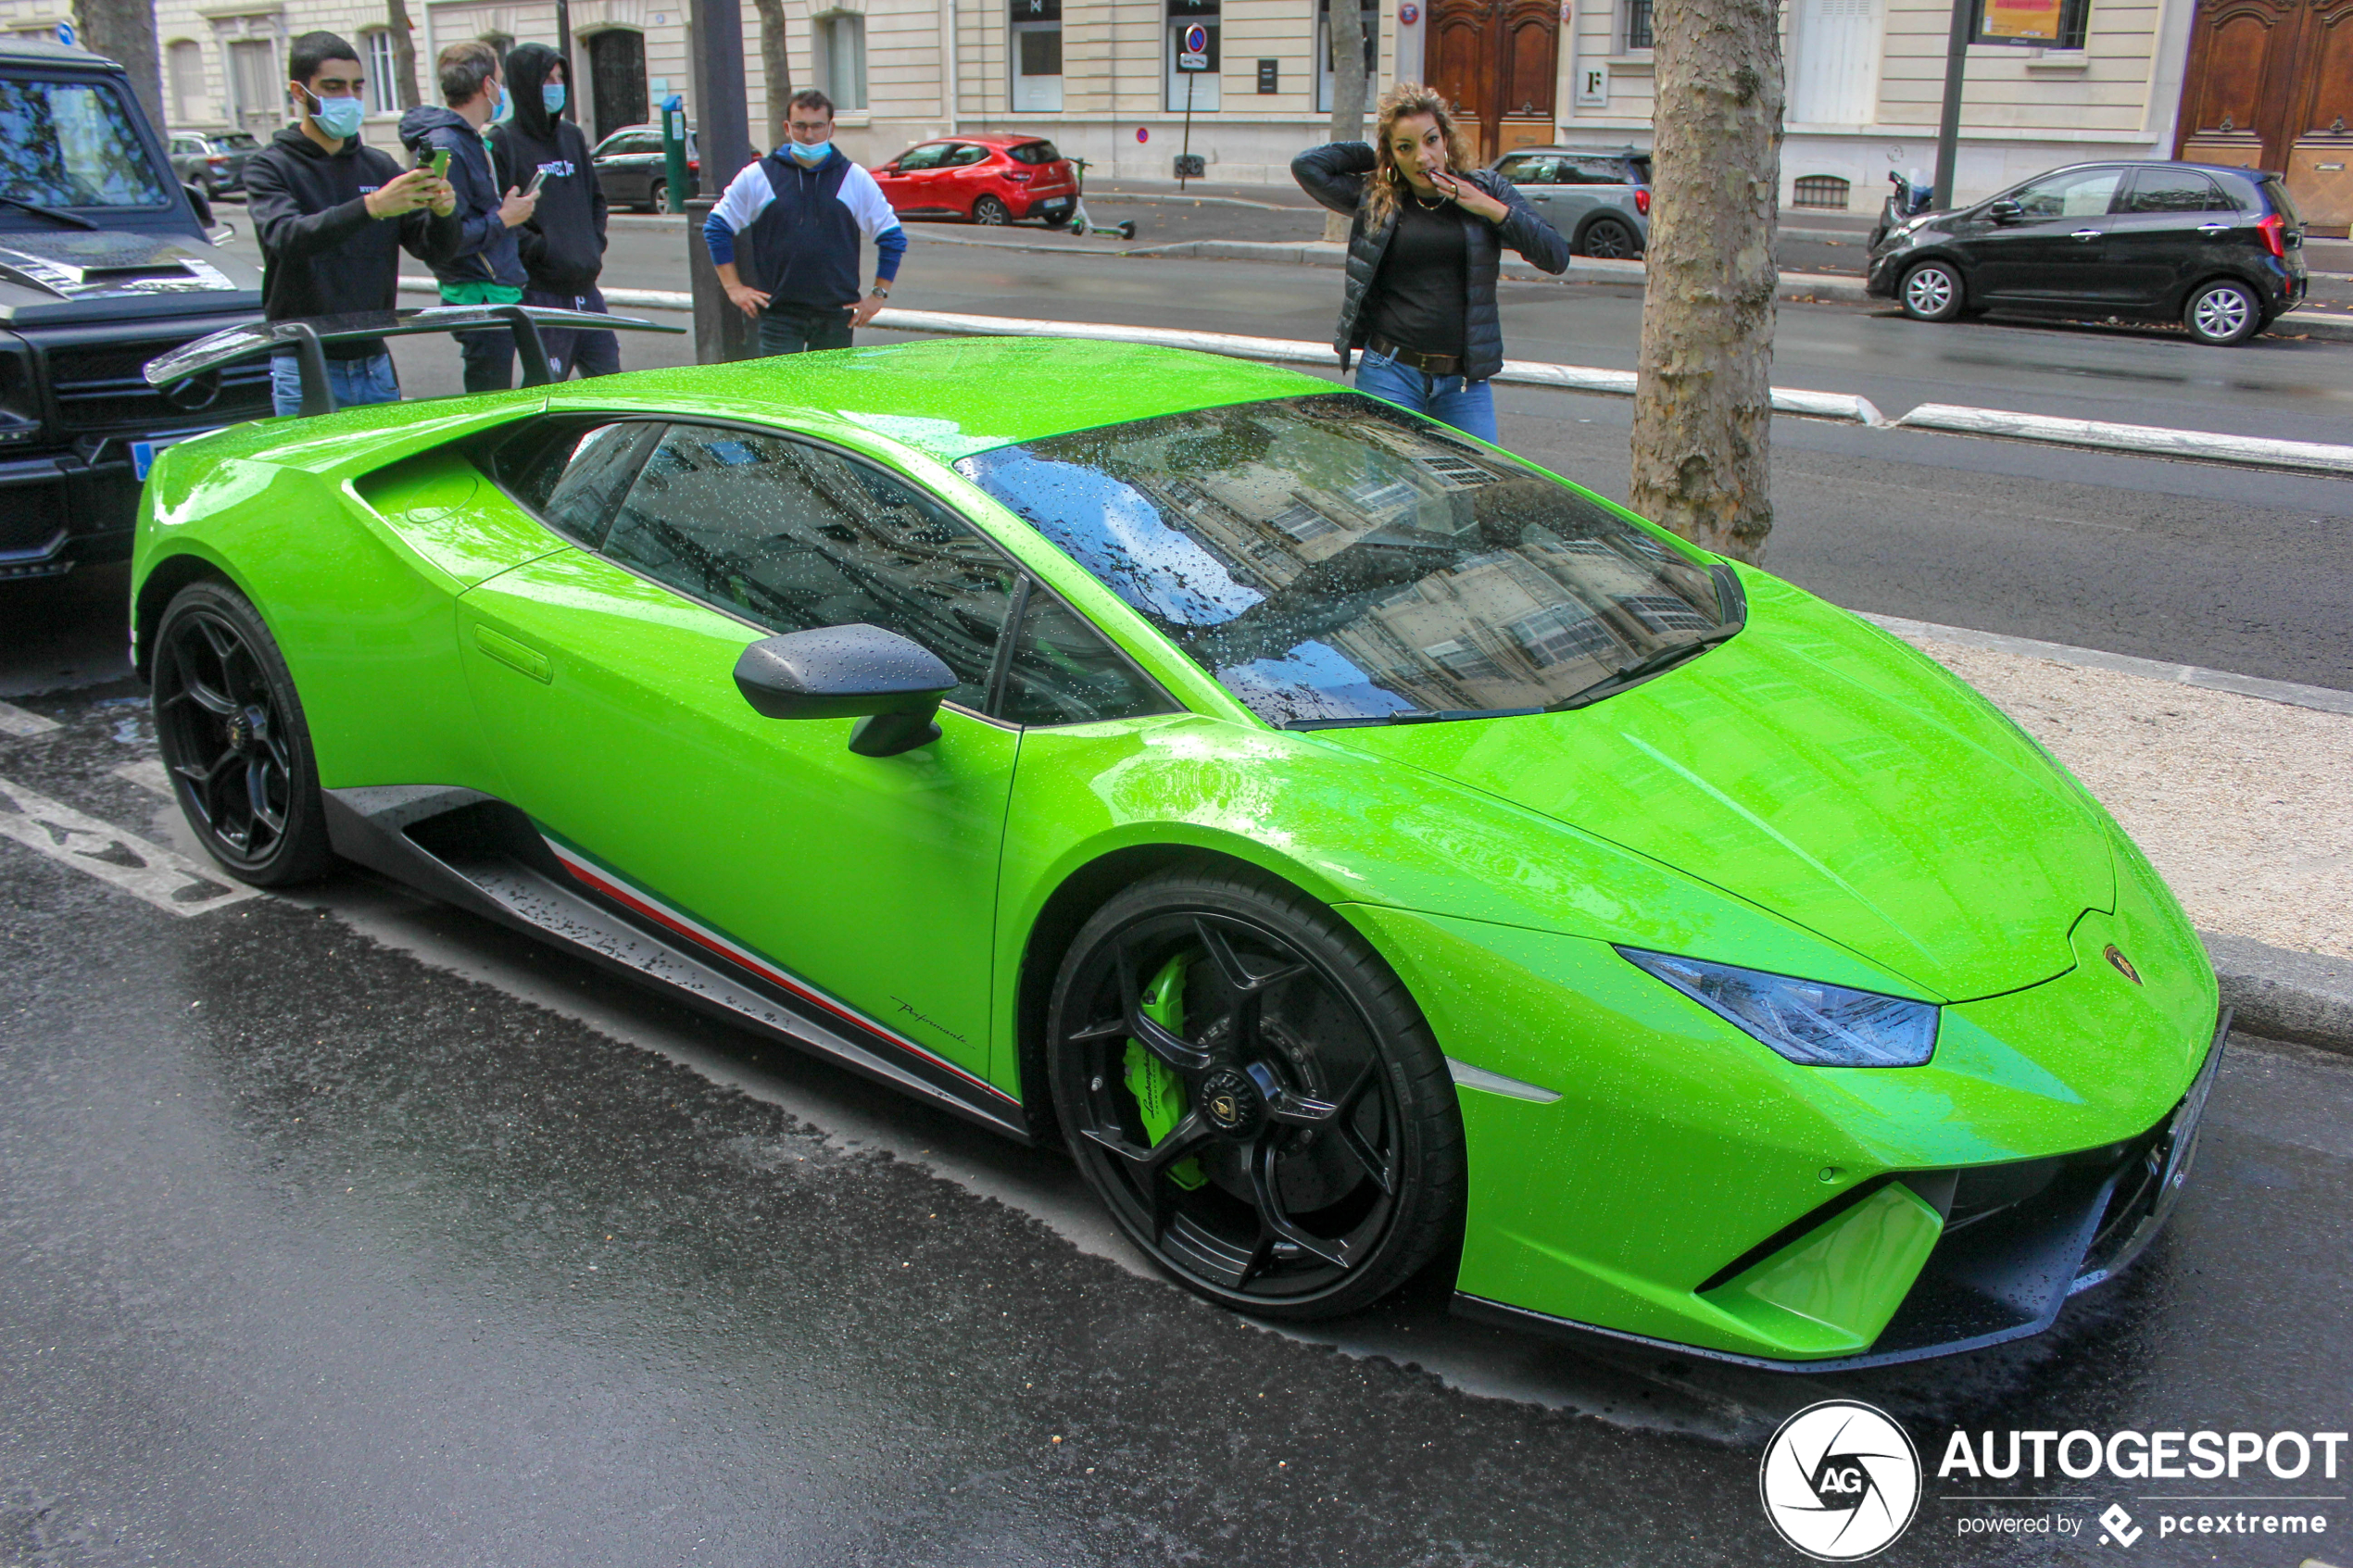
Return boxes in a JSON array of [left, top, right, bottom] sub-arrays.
[[872, 134, 1079, 227]]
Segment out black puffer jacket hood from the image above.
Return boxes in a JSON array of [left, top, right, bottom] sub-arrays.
[[1292, 142, 1569, 383], [486, 44, 609, 291]]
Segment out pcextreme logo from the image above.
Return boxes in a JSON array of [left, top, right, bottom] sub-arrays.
[[1759, 1399, 1924, 1561]]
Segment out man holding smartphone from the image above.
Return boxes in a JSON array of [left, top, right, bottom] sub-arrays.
[[243, 31, 459, 416], [489, 44, 617, 380], [400, 41, 539, 393]]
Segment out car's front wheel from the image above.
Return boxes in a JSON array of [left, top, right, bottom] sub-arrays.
[[1581, 216, 1640, 259], [647, 179, 668, 215], [1899, 259, 1966, 322], [2184, 279, 2263, 345], [973, 194, 1011, 226], [1047, 865, 1465, 1320], [152, 580, 335, 887]]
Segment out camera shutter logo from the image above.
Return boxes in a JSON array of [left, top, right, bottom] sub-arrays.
[[1758, 1400, 1922, 1560]]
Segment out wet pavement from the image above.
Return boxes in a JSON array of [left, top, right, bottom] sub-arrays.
[[5, 658, 2352, 1565]]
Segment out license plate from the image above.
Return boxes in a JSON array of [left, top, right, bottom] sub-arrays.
[[132, 429, 220, 482]]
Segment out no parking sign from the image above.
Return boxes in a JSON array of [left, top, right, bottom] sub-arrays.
[[1178, 22, 1210, 69]]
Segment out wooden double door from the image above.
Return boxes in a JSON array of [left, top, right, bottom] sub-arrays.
[[2176, 0, 2353, 232], [1428, 0, 1559, 167]]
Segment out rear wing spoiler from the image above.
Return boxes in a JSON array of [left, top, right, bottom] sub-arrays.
[[144, 305, 688, 419]]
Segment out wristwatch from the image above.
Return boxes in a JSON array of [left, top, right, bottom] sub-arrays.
[[872, 285, 889, 299]]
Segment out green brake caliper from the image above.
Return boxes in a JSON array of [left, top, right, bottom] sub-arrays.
[[1125, 953, 1206, 1190]]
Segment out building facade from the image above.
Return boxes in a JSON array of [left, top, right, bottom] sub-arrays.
[[42, 0, 2345, 223]]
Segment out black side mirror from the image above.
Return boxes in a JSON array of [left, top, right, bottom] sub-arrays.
[[733, 623, 958, 758], [182, 181, 214, 228], [1986, 198, 2023, 224]]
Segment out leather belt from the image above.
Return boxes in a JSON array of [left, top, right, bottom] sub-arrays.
[[1366, 334, 1463, 377]]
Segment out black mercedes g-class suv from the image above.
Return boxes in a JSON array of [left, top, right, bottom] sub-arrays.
[[1, 37, 269, 580]]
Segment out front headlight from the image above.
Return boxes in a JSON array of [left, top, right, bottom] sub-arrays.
[[1617, 947, 1940, 1067]]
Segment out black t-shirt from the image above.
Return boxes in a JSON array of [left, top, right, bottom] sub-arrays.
[[1365, 196, 1468, 358]]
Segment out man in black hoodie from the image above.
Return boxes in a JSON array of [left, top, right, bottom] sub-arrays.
[[244, 31, 459, 416], [490, 44, 617, 379]]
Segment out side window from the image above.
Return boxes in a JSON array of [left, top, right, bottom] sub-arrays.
[[1565, 158, 1627, 186], [2123, 169, 2231, 214], [2009, 168, 2122, 219], [601, 426, 1022, 710], [946, 144, 991, 167], [1000, 584, 1178, 727], [490, 418, 663, 546], [896, 143, 950, 170]]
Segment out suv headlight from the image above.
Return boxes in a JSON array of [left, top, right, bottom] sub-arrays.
[[1617, 947, 1940, 1067]]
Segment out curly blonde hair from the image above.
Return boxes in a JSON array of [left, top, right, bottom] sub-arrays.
[[1362, 83, 1477, 231]]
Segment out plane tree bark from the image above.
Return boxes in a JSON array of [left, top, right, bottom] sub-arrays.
[[752, 0, 794, 150], [75, 0, 165, 132], [1628, 0, 1784, 562], [385, 0, 424, 109], [1321, 0, 1368, 244]]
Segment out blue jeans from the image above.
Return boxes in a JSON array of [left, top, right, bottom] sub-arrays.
[[757, 303, 855, 357], [1353, 349, 1499, 444], [269, 351, 399, 417]]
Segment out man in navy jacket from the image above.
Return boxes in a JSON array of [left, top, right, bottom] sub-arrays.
[[702, 90, 907, 356], [400, 41, 539, 392]]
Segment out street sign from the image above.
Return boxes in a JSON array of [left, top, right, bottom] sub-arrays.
[[1178, 22, 1210, 69], [55, 20, 74, 45]]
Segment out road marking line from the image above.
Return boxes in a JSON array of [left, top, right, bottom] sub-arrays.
[[0, 773, 255, 917], [0, 701, 61, 738], [113, 759, 176, 797]]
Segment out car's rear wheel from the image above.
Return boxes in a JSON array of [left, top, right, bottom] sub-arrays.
[[647, 179, 668, 214], [1899, 259, 1966, 322], [2184, 279, 2262, 345], [152, 581, 335, 887], [1580, 216, 1640, 259], [973, 194, 1011, 226], [1047, 865, 1465, 1320]]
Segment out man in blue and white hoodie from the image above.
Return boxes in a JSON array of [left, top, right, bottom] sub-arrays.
[[704, 90, 907, 357]]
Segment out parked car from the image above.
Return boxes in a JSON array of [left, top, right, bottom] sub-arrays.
[[873, 135, 1078, 227], [590, 123, 698, 212], [1867, 160, 2309, 345], [1491, 144, 1650, 258], [166, 129, 260, 198], [0, 37, 268, 581], [135, 324, 2221, 1367]]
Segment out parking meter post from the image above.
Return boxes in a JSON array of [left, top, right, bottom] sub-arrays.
[[686, 196, 757, 365], [1931, 0, 1971, 208], [661, 93, 690, 214]]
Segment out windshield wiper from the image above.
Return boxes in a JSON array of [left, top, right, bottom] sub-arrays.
[[0, 193, 99, 230], [1551, 627, 1742, 711], [1284, 706, 1543, 732]]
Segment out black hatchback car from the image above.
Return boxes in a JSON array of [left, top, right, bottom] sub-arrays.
[[1867, 161, 2308, 345]]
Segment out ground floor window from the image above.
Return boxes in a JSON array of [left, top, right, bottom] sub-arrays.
[[364, 30, 401, 115], [1166, 0, 1219, 112], [167, 38, 209, 124], [815, 12, 868, 112], [1315, 0, 1378, 114], [1623, 0, 1653, 51], [1012, 0, 1062, 111]]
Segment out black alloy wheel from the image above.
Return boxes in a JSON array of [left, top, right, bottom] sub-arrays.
[[973, 194, 1011, 226], [1899, 259, 1966, 322], [2183, 279, 2263, 345], [1581, 216, 1639, 259], [151, 581, 335, 887], [1048, 867, 1465, 1320], [647, 179, 668, 215]]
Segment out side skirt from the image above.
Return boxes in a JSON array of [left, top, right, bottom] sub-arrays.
[[323, 784, 1031, 1143]]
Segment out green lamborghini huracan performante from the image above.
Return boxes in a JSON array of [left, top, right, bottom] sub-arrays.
[[132, 324, 2223, 1369]]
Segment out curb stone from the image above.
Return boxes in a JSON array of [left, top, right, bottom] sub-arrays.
[[2203, 934, 2353, 1056]]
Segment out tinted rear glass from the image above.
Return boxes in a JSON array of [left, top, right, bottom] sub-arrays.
[[215, 132, 259, 150], [1007, 140, 1062, 164], [2260, 177, 2304, 229], [0, 78, 171, 208], [1629, 156, 1652, 185], [957, 395, 1732, 728]]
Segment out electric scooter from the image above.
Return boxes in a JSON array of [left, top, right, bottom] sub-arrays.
[[1869, 169, 1936, 249], [1063, 158, 1139, 243]]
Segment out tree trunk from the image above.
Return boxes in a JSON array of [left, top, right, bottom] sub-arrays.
[[385, 0, 424, 111], [76, 0, 166, 132], [752, 0, 794, 151], [1322, 0, 1368, 244], [1627, 0, 1783, 562]]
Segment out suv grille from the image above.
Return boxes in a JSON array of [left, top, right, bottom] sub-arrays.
[[45, 340, 273, 433]]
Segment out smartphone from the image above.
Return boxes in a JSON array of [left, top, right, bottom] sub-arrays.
[[430, 148, 450, 180], [523, 166, 550, 199]]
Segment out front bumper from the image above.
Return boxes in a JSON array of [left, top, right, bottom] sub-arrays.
[[1455, 1010, 2228, 1370]]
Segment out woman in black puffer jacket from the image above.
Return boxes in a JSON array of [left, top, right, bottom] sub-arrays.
[[1293, 83, 1568, 442]]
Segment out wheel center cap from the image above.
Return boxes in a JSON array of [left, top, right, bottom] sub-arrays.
[[223, 711, 252, 751], [1199, 1065, 1265, 1140]]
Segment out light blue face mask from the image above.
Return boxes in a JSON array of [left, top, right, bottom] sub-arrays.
[[542, 82, 565, 115], [303, 87, 365, 141], [788, 138, 832, 165], [489, 81, 511, 122]]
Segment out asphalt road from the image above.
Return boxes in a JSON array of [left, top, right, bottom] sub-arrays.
[[4, 677, 2350, 1566], [195, 217, 2353, 692]]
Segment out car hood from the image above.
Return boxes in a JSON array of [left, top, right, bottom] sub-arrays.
[[1321, 575, 2113, 1001], [0, 227, 257, 321]]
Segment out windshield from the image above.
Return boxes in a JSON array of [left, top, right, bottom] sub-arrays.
[[0, 78, 171, 209], [956, 395, 1736, 728]]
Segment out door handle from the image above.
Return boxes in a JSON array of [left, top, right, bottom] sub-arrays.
[[2070, 228, 2102, 241], [2196, 222, 2230, 236], [475, 624, 552, 684]]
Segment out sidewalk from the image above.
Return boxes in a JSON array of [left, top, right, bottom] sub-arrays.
[[1886, 624, 2353, 1048]]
